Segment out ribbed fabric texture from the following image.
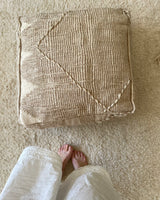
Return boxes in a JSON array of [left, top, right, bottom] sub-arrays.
[[18, 7, 135, 128]]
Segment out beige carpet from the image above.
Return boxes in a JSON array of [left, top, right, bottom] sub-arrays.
[[0, 0, 160, 199]]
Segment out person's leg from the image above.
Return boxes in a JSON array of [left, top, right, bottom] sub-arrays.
[[0, 145, 72, 200], [58, 144, 73, 171], [57, 150, 121, 200]]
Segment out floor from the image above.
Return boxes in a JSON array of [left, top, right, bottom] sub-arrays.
[[0, 0, 160, 199]]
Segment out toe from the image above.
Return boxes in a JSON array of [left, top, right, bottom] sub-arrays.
[[63, 144, 68, 151], [65, 144, 68, 150], [67, 144, 70, 151], [68, 146, 73, 153], [65, 144, 68, 151], [77, 151, 80, 157], [75, 151, 79, 158]]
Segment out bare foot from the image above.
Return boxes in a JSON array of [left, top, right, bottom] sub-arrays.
[[58, 144, 73, 171], [72, 150, 88, 170]]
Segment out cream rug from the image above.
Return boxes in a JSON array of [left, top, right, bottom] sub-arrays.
[[0, 1, 160, 199]]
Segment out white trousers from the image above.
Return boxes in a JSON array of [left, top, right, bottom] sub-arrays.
[[0, 146, 121, 200]]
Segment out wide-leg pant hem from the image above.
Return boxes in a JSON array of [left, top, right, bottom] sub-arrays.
[[0, 146, 62, 200]]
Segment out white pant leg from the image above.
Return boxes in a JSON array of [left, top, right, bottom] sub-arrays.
[[57, 166, 121, 200], [0, 146, 62, 200]]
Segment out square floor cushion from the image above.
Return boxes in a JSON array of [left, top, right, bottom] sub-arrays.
[[18, 7, 135, 128]]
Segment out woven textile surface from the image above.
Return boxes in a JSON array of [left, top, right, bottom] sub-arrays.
[[0, 1, 160, 200], [18, 8, 135, 128]]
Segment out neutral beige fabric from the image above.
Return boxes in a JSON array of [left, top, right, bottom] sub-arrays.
[[0, 146, 121, 200], [0, 1, 160, 200], [18, 8, 135, 128]]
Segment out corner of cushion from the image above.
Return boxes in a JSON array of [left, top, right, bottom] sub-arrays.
[[19, 109, 42, 127], [107, 79, 135, 115], [122, 9, 131, 24], [130, 79, 136, 114]]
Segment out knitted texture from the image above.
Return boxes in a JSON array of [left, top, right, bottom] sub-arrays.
[[18, 7, 135, 128]]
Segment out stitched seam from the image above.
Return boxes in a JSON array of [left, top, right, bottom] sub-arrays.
[[108, 79, 130, 111], [155, 54, 160, 64], [36, 12, 131, 113]]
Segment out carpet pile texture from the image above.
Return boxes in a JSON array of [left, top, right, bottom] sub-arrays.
[[0, 1, 160, 200]]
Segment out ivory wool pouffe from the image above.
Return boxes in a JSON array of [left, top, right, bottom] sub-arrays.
[[18, 7, 135, 128]]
